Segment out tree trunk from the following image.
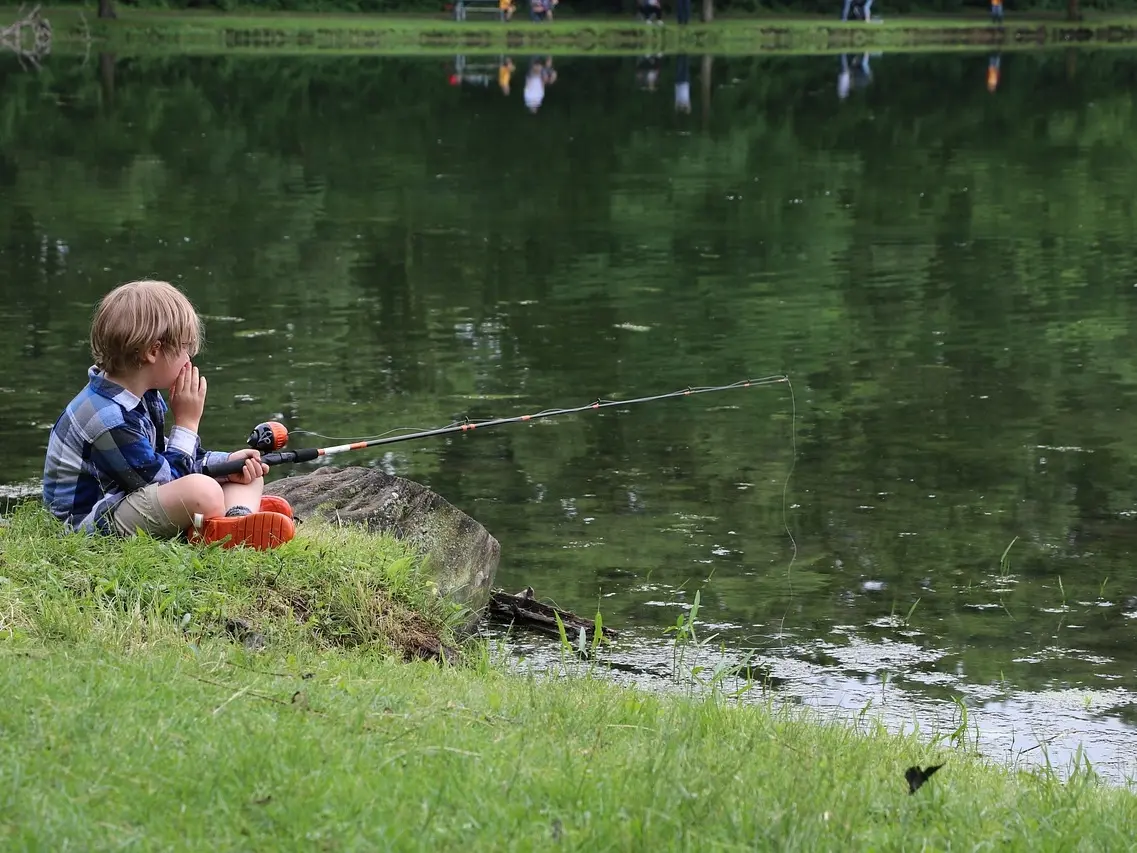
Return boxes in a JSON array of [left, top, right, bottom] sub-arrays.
[[98, 0, 116, 20], [1067, 0, 1080, 21], [701, 0, 712, 23]]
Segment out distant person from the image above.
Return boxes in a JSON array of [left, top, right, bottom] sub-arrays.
[[675, 0, 690, 24], [841, 0, 872, 21], [640, 0, 663, 24], [534, 0, 558, 19], [990, 0, 1004, 23], [499, 0, 516, 19], [499, 57, 515, 95], [675, 53, 691, 112], [986, 53, 1001, 92]]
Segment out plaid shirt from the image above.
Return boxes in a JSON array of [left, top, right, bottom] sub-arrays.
[[42, 366, 230, 534]]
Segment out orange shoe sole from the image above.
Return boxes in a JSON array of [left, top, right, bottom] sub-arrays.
[[194, 511, 295, 550], [258, 495, 294, 520]]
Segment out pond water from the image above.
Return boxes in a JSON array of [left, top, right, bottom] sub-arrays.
[[3, 48, 1137, 781]]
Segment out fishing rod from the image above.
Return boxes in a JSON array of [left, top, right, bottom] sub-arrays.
[[201, 375, 788, 479]]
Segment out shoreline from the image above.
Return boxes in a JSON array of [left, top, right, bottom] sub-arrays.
[[7, 8, 1137, 55]]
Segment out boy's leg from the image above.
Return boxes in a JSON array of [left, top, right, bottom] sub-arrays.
[[112, 476, 292, 549], [154, 474, 286, 524], [220, 479, 264, 515], [155, 474, 226, 529], [111, 483, 189, 539]]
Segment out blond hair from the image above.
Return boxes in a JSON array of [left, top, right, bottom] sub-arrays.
[[90, 280, 203, 375]]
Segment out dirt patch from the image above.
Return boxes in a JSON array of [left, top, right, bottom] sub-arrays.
[[257, 584, 458, 664]]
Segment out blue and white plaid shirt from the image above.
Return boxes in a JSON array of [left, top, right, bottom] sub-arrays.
[[42, 366, 230, 534]]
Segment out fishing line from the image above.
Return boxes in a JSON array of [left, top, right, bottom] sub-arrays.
[[206, 373, 802, 657], [202, 375, 791, 479], [287, 423, 471, 443], [777, 377, 799, 654]]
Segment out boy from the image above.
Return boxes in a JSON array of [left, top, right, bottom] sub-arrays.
[[43, 280, 295, 550]]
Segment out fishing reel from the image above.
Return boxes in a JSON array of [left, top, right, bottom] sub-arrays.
[[247, 421, 290, 453], [203, 420, 313, 479]]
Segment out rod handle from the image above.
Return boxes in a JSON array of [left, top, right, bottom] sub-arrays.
[[202, 448, 319, 478]]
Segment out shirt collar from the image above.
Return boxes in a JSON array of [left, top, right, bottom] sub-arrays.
[[86, 365, 145, 411]]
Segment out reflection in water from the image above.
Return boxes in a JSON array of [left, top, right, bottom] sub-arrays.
[[635, 53, 663, 91], [987, 53, 1002, 93], [4, 51, 1137, 781], [524, 56, 557, 113], [492, 623, 1137, 785], [674, 53, 691, 113], [499, 56, 515, 96], [838, 53, 874, 100]]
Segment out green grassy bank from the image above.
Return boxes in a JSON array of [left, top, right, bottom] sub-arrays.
[[2, 505, 1136, 849], [7, 7, 1137, 55]]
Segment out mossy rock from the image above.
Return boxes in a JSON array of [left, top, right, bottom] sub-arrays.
[[265, 466, 499, 626]]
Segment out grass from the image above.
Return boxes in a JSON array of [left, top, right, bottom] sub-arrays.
[[7, 6, 1137, 56], [2, 503, 1137, 849], [0, 504, 465, 661]]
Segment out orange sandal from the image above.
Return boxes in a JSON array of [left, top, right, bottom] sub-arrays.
[[190, 511, 295, 550], [258, 495, 294, 520]]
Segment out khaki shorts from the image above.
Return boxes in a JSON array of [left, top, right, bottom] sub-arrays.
[[109, 484, 183, 539]]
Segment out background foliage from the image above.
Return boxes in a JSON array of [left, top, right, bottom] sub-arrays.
[[0, 0, 1128, 16]]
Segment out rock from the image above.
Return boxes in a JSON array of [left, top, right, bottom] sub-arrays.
[[264, 466, 499, 625]]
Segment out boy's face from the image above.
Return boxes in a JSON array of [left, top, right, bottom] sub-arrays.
[[148, 341, 193, 390]]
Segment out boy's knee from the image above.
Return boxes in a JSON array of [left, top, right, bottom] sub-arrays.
[[158, 474, 225, 521], [185, 474, 227, 513], [180, 473, 223, 494]]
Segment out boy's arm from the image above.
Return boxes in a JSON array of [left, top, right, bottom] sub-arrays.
[[90, 421, 199, 493], [184, 429, 232, 476], [160, 371, 229, 477]]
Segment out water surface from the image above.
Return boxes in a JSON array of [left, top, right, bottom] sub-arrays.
[[3, 49, 1137, 781]]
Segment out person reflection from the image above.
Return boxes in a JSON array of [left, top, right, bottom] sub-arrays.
[[837, 53, 873, 100], [524, 56, 557, 113], [498, 56, 515, 95], [986, 53, 1001, 93], [674, 53, 691, 113], [636, 54, 662, 91]]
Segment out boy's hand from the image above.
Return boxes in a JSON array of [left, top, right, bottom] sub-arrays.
[[224, 448, 269, 484], [169, 364, 207, 433]]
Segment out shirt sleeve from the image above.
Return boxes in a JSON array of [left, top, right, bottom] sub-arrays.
[[194, 443, 234, 478], [148, 393, 230, 477], [172, 425, 229, 475], [90, 415, 200, 494]]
